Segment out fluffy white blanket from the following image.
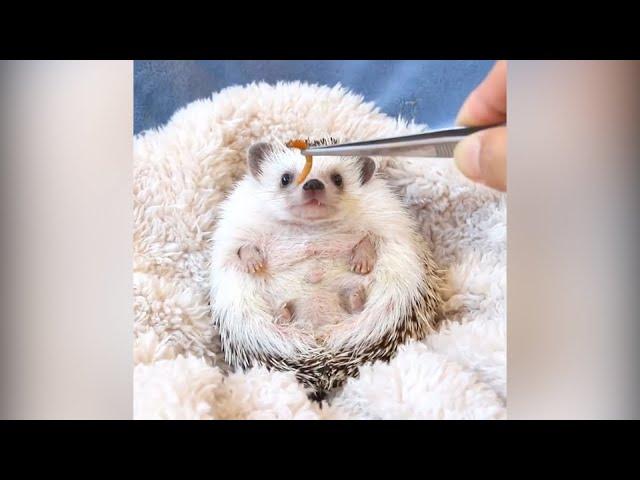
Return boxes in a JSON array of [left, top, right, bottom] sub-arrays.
[[133, 82, 506, 420]]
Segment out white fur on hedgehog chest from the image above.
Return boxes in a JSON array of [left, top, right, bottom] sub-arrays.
[[258, 229, 373, 336]]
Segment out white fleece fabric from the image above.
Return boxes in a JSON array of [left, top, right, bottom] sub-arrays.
[[133, 82, 506, 420]]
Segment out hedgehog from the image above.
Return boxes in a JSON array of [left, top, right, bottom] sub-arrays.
[[210, 138, 443, 400]]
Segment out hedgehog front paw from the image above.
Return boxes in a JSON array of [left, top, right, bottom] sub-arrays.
[[339, 285, 366, 314], [349, 236, 376, 275], [237, 244, 265, 274]]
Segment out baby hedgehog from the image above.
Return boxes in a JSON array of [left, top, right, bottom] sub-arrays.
[[210, 139, 443, 400]]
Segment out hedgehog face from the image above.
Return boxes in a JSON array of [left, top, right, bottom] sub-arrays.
[[247, 142, 376, 224]]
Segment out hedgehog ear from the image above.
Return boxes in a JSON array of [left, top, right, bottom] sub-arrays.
[[247, 142, 272, 178], [357, 157, 376, 185]]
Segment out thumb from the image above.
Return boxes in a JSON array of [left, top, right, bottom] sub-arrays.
[[453, 126, 507, 192]]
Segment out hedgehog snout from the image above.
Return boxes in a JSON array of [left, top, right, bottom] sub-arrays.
[[303, 179, 324, 191]]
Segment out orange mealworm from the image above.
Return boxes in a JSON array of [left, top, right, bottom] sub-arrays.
[[286, 139, 313, 185]]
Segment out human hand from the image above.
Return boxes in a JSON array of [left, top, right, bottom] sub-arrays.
[[453, 60, 507, 191]]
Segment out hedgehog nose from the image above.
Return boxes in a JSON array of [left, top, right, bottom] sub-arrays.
[[303, 179, 324, 191]]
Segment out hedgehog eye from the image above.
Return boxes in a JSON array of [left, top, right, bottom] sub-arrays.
[[331, 173, 343, 187], [281, 173, 292, 187]]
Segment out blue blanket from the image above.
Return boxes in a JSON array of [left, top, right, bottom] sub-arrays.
[[134, 60, 494, 135]]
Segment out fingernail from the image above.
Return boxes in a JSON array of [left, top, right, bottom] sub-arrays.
[[454, 135, 482, 180]]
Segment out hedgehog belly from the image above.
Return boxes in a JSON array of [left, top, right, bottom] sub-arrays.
[[215, 229, 442, 400], [264, 241, 370, 343]]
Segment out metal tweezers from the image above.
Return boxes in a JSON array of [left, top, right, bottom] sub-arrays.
[[301, 124, 504, 158]]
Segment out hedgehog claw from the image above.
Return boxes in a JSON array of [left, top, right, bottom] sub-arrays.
[[238, 244, 266, 274], [349, 236, 376, 276]]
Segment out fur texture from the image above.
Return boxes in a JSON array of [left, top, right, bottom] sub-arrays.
[[133, 82, 506, 419]]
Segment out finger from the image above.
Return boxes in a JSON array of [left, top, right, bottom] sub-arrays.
[[456, 60, 507, 126], [454, 126, 507, 192]]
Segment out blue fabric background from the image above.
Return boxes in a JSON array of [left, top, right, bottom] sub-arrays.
[[134, 60, 495, 135]]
